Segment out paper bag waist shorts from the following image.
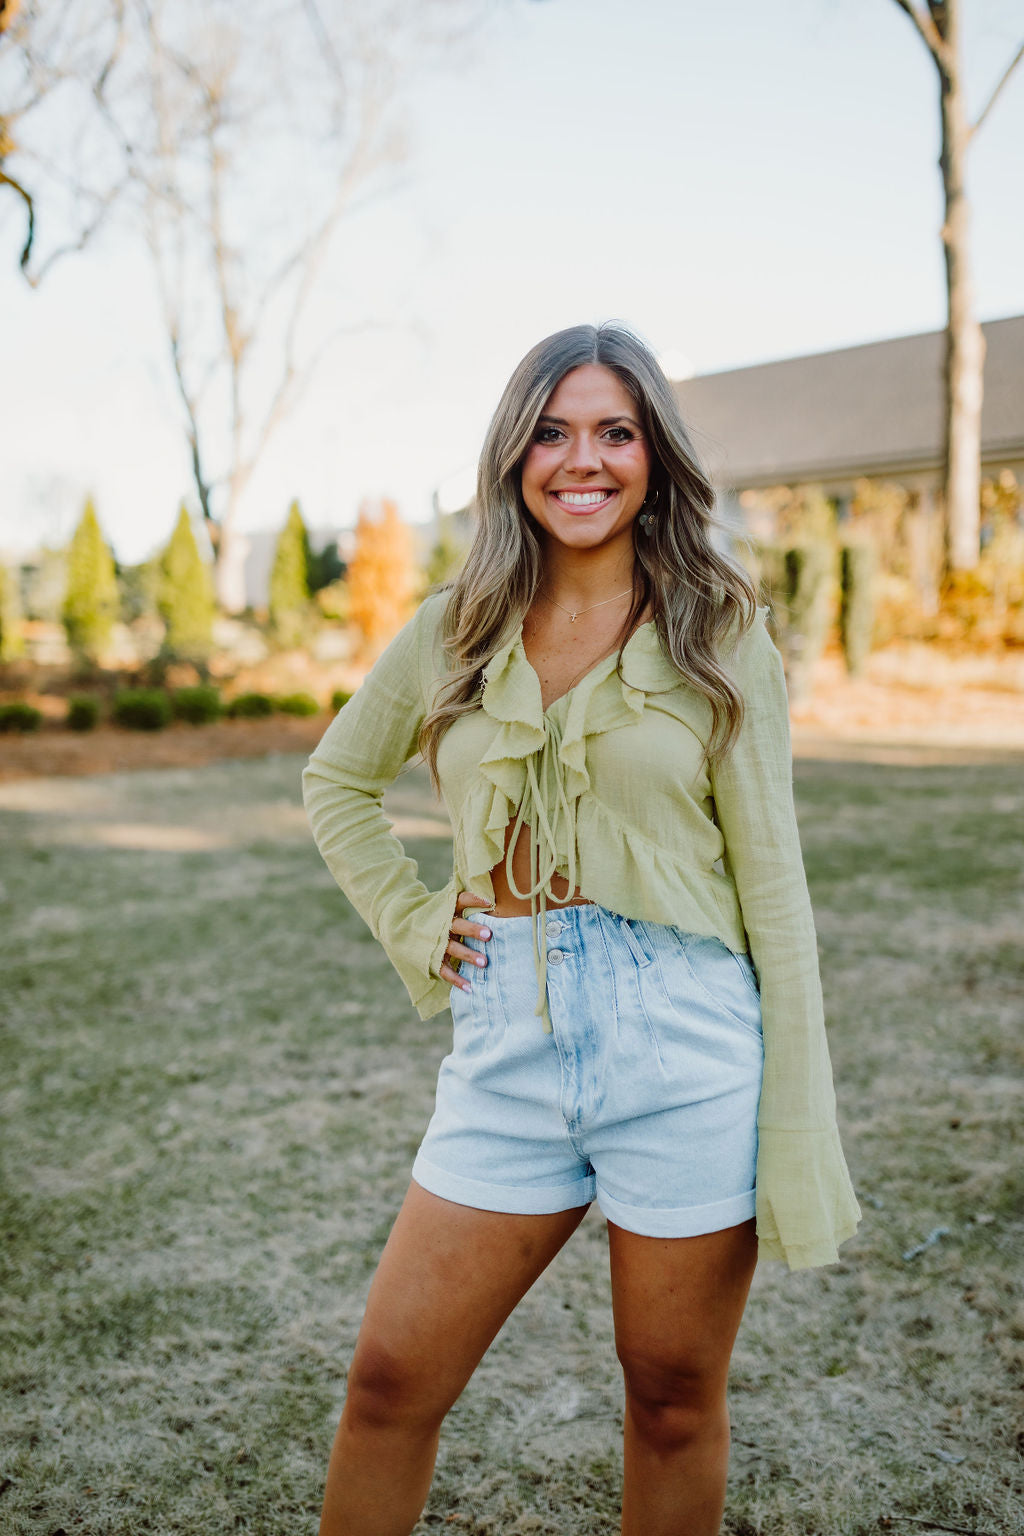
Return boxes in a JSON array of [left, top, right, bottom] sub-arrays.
[[411, 904, 764, 1238]]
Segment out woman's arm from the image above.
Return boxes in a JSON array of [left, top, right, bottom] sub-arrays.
[[710, 609, 860, 1268], [302, 595, 460, 1019], [710, 612, 835, 1131]]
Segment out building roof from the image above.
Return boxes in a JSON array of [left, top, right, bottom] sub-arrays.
[[674, 314, 1024, 491]]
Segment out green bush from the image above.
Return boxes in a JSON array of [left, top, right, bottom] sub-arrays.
[[0, 562, 25, 662], [268, 500, 313, 646], [62, 499, 119, 661], [330, 688, 352, 713], [112, 689, 172, 731], [275, 692, 320, 717], [158, 507, 216, 659], [172, 685, 222, 725], [840, 543, 878, 676], [226, 692, 274, 719], [0, 701, 43, 733], [67, 695, 102, 732], [760, 538, 834, 708]]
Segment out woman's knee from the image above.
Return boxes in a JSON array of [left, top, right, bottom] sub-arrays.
[[618, 1350, 728, 1451], [343, 1336, 452, 1434]]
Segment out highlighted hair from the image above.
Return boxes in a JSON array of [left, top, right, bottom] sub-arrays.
[[420, 321, 757, 786]]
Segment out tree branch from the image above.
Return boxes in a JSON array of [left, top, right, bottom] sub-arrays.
[[0, 166, 35, 270], [889, 0, 946, 65], [971, 39, 1024, 138]]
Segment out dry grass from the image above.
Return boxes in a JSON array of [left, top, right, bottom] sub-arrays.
[[0, 752, 1021, 1535]]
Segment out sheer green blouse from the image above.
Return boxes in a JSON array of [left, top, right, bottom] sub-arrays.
[[302, 592, 861, 1271]]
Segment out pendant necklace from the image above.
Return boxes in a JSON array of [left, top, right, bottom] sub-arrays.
[[542, 586, 633, 624]]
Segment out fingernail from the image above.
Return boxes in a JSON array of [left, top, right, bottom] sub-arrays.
[[475, 955, 486, 966], [479, 928, 491, 940], [461, 982, 472, 993]]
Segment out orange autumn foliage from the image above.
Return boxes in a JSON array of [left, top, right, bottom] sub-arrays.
[[347, 498, 418, 661]]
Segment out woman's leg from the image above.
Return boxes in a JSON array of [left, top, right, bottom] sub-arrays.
[[319, 1181, 587, 1536], [609, 1218, 758, 1536]]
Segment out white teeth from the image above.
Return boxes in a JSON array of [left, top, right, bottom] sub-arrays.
[[555, 490, 613, 506]]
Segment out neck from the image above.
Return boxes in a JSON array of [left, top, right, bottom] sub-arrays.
[[539, 542, 637, 607]]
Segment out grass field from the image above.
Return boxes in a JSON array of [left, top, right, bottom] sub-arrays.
[[0, 750, 1021, 1536]]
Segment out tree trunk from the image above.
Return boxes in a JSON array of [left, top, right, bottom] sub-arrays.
[[937, 1, 985, 573]]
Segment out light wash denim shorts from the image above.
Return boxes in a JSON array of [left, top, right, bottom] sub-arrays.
[[411, 904, 763, 1238]]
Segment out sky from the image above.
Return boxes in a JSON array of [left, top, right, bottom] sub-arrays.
[[2, 0, 1023, 567]]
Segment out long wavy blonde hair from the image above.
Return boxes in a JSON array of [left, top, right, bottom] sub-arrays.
[[420, 321, 757, 785]]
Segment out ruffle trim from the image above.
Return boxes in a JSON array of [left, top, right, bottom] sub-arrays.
[[472, 623, 681, 878], [754, 1124, 862, 1270], [458, 791, 743, 944]]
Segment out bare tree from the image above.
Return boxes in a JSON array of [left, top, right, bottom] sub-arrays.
[[109, 0, 481, 609], [889, 1, 1024, 574], [0, 0, 134, 279], [3, 0, 483, 608]]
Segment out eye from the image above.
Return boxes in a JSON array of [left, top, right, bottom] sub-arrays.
[[533, 425, 564, 444], [603, 426, 635, 444]]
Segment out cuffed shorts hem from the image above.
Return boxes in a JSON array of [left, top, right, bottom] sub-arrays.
[[411, 1154, 596, 1216], [596, 1185, 756, 1239]]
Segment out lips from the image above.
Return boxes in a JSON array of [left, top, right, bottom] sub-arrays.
[[551, 489, 618, 510]]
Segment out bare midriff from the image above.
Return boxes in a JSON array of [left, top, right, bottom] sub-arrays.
[[483, 605, 654, 918], [488, 818, 594, 917]]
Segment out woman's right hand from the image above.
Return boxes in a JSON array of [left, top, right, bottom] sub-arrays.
[[438, 891, 493, 993]]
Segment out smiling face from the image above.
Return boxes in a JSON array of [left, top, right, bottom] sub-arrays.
[[520, 363, 651, 561]]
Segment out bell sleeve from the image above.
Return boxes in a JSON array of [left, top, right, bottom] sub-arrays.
[[710, 608, 861, 1270], [302, 595, 460, 1021]]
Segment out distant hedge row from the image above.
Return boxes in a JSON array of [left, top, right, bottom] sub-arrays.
[[0, 687, 353, 734]]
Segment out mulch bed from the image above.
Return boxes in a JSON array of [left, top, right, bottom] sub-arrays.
[[0, 715, 330, 782], [3, 646, 1024, 781]]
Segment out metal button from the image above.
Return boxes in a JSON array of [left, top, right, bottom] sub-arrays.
[[547, 949, 565, 965], [545, 919, 564, 937]]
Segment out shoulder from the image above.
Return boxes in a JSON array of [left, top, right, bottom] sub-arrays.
[[400, 590, 454, 694], [409, 589, 450, 639], [723, 601, 775, 657], [382, 590, 450, 659], [355, 592, 451, 701], [720, 602, 785, 694]]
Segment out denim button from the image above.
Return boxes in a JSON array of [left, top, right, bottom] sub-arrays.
[[546, 919, 564, 937], [547, 949, 565, 965]]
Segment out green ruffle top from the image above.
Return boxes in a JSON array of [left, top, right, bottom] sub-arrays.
[[302, 592, 862, 1271]]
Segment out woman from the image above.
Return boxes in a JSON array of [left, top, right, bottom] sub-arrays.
[[302, 321, 860, 1535]]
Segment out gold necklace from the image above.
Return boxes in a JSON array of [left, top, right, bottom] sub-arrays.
[[541, 585, 633, 624]]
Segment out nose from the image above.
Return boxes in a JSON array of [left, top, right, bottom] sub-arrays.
[[564, 431, 603, 476]]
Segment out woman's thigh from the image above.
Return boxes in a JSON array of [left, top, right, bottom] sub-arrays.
[[608, 1218, 758, 1399], [347, 1182, 587, 1421]]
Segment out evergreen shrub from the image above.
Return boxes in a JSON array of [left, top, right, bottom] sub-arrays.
[[226, 692, 274, 719], [330, 689, 352, 712], [67, 695, 102, 732], [0, 563, 25, 661], [158, 507, 216, 658], [112, 689, 172, 731], [62, 500, 119, 661], [840, 543, 878, 676], [0, 701, 43, 732], [268, 501, 312, 646], [275, 692, 320, 717], [172, 685, 222, 724], [763, 539, 835, 707]]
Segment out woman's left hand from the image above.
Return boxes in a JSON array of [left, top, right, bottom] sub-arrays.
[[438, 891, 493, 993]]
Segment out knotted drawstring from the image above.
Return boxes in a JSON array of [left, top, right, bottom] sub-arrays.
[[502, 714, 580, 1032]]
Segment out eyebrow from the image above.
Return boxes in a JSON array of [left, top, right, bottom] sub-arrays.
[[537, 413, 641, 428]]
